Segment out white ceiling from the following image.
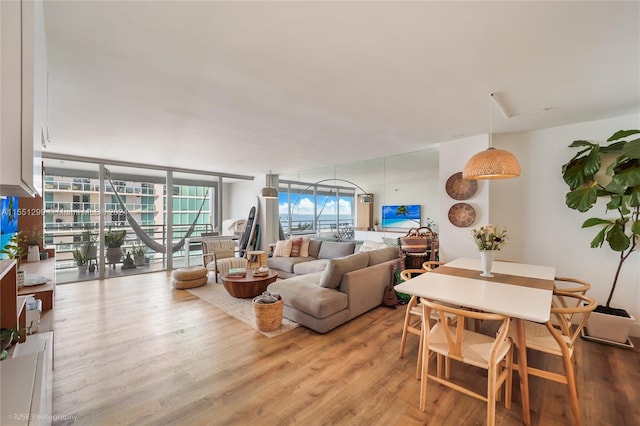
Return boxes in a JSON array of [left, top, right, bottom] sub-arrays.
[[43, 1, 640, 179]]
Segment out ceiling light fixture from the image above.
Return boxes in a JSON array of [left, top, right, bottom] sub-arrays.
[[462, 94, 521, 180], [261, 171, 279, 198]]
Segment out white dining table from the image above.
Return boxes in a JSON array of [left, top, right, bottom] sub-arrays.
[[394, 257, 555, 425]]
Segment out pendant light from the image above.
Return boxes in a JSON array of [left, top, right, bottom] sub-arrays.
[[261, 171, 278, 198], [462, 94, 521, 180]]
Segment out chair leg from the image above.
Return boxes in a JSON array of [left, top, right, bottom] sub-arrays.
[[487, 364, 498, 426], [400, 296, 417, 358], [505, 347, 513, 409], [415, 329, 423, 380], [419, 315, 430, 411], [562, 350, 582, 426]]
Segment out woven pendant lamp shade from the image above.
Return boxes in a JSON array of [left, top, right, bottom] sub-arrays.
[[462, 147, 521, 180]]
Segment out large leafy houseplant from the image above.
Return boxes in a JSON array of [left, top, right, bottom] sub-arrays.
[[561, 129, 640, 318]]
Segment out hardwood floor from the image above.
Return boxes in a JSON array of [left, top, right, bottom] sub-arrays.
[[51, 272, 640, 426]]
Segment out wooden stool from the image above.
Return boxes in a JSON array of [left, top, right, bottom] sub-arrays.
[[247, 250, 267, 269]]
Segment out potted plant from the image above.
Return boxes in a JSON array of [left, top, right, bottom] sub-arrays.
[[0, 232, 27, 288], [81, 229, 98, 271], [132, 242, 146, 266], [73, 246, 89, 274], [373, 219, 380, 232], [25, 225, 42, 262], [105, 228, 126, 267], [561, 128, 640, 345]]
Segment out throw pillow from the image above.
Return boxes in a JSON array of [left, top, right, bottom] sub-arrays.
[[318, 252, 370, 289], [317, 241, 356, 259], [273, 240, 293, 257], [290, 238, 303, 257], [299, 236, 311, 257]]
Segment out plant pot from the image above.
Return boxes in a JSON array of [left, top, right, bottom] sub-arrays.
[[78, 264, 88, 274], [27, 245, 40, 262], [134, 255, 145, 266], [106, 247, 123, 265], [586, 306, 635, 344], [83, 244, 97, 260]]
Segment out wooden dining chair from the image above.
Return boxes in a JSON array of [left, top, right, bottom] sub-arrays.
[[399, 262, 448, 379], [509, 291, 596, 426], [419, 298, 513, 426]]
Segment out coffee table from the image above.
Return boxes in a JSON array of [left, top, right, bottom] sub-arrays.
[[221, 269, 278, 298]]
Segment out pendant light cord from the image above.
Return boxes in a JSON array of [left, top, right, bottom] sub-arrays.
[[489, 93, 494, 148]]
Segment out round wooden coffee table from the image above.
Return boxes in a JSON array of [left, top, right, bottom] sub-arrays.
[[221, 269, 278, 298]]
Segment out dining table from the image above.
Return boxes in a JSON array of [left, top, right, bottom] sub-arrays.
[[394, 257, 555, 426]]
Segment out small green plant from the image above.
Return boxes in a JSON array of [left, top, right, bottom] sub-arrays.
[[25, 225, 42, 247], [73, 247, 89, 266], [132, 242, 146, 257], [105, 228, 126, 248], [0, 232, 27, 269]]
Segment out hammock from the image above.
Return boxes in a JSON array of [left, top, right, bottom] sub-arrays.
[[105, 169, 209, 253]]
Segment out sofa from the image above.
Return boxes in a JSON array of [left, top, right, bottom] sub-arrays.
[[266, 239, 401, 333]]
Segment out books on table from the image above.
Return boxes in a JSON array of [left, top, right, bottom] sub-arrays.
[[227, 267, 247, 277]]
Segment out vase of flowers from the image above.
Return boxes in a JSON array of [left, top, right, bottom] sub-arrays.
[[472, 224, 507, 277]]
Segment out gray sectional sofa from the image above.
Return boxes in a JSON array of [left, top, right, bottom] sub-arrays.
[[267, 241, 401, 333]]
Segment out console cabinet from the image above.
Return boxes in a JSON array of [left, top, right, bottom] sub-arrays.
[[1, 258, 54, 425], [0, 0, 48, 197]]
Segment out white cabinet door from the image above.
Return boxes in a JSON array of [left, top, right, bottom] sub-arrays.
[[0, 0, 46, 197]]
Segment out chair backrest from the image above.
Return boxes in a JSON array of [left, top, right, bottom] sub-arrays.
[[549, 291, 596, 347], [400, 269, 426, 281], [421, 298, 511, 364], [422, 261, 445, 271], [202, 239, 235, 259]]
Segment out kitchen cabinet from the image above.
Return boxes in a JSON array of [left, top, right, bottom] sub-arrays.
[[0, 0, 48, 197]]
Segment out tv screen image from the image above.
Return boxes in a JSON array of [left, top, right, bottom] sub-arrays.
[[381, 204, 421, 229], [0, 196, 19, 260]]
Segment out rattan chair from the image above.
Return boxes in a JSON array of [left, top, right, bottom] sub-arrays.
[[419, 298, 513, 426], [509, 290, 596, 426], [202, 239, 248, 282], [399, 262, 450, 379]]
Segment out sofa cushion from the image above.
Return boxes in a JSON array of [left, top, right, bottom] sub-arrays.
[[367, 246, 401, 266], [290, 238, 303, 257], [318, 241, 355, 260], [267, 256, 315, 273], [273, 240, 293, 257], [319, 252, 369, 289], [298, 236, 311, 257], [308, 239, 322, 258], [293, 259, 330, 275], [268, 273, 348, 319]]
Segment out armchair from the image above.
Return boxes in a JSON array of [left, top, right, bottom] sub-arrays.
[[202, 239, 248, 282]]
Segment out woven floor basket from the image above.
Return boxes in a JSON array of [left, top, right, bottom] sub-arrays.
[[253, 297, 284, 332]]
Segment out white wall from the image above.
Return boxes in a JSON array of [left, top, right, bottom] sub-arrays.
[[439, 135, 490, 261], [491, 114, 640, 337]]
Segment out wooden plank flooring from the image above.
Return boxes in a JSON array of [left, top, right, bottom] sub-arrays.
[[51, 272, 640, 425]]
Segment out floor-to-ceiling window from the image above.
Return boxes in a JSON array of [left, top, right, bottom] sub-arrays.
[[43, 156, 250, 283], [278, 180, 356, 238]]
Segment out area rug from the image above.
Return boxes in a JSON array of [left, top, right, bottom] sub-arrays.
[[186, 281, 299, 338]]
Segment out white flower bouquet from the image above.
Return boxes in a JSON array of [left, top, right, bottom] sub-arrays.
[[472, 224, 507, 251]]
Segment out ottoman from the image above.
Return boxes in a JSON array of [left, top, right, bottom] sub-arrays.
[[172, 266, 208, 289]]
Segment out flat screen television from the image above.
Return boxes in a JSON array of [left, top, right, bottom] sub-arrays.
[[0, 196, 19, 259], [381, 204, 421, 229]]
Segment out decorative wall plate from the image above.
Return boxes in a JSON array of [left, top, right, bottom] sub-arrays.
[[445, 172, 477, 200], [448, 203, 476, 227]]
